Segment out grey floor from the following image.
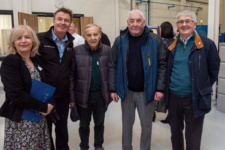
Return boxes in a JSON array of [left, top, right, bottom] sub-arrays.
[[0, 89, 225, 150]]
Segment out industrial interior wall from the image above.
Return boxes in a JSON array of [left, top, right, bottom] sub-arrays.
[[135, 0, 208, 31], [220, 0, 225, 33]]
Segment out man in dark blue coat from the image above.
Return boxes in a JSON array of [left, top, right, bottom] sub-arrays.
[[109, 9, 166, 150], [165, 10, 220, 150]]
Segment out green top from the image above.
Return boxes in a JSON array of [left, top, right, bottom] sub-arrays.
[[169, 33, 195, 97], [90, 49, 101, 94]]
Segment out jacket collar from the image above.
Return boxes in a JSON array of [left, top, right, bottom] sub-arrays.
[[168, 31, 204, 51], [120, 25, 150, 38], [45, 26, 74, 42], [84, 41, 103, 53]]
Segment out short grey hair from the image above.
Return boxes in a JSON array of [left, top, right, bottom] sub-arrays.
[[128, 9, 145, 21], [176, 10, 197, 23]]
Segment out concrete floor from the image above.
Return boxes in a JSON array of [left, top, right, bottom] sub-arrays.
[[0, 89, 225, 150]]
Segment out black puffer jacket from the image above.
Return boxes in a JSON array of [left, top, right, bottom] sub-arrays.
[[162, 38, 174, 49], [69, 42, 111, 108]]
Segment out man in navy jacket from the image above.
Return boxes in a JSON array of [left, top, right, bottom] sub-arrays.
[[109, 9, 166, 150], [165, 10, 220, 150]]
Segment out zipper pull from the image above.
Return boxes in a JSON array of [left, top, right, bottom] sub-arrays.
[[147, 52, 151, 66]]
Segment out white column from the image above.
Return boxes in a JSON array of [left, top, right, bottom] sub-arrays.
[[114, 0, 120, 38], [12, 0, 32, 26], [208, 0, 220, 48], [22, 0, 32, 14], [208, 0, 220, 100], [131, 0, 136, 10], [12, 0, 21, 26]]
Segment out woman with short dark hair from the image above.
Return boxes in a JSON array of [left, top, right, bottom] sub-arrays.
[[159, 21, 175, 124], [160, 21, 175, 47]]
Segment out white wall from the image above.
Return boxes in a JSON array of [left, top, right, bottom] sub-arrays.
[[31, 0, 116, 44], [0, 0, 117, 44], [1, 0, 13, 9], [118, 0, 130, 30]]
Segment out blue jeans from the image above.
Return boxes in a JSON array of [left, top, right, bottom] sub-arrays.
[[77, 93, 106, 150], [121, 90, 156, 150]]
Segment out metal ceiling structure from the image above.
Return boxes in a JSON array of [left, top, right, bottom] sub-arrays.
[[186, 0, 208, 4], [135, 0, 205, 24]]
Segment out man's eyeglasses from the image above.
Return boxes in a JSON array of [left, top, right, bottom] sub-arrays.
[[177, 19, 194, 24]]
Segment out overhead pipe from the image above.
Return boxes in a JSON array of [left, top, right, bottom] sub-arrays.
[[135, 0, 203, 9], [186, 0, 208, 5]]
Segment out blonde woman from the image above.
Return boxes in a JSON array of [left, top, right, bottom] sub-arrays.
[[0, 25, 53, 150]]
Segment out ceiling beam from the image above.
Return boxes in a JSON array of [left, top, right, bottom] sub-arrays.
[[186, 0, 208, 5]]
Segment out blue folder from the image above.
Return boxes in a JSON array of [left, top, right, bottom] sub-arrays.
[[22, 79, 56, 123]]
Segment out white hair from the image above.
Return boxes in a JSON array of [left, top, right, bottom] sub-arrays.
[[128, 9, 145, 21], [176, 10, 197, 22]]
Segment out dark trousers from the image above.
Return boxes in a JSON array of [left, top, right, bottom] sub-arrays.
[[168, 92, 205, 150], [48, 101, 70, 150], [77, 93, 106, 150]]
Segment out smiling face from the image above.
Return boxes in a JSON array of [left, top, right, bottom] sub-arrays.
[[53, 11, 71, 37], [14, 29, 33, 56], [176, 15, 196, 40], [127, 11, 145, 37], [83, 25, 101, 51]]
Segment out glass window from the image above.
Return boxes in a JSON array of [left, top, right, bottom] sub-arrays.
[[0, 14, 13, 57], [38, 17, 54, 33]]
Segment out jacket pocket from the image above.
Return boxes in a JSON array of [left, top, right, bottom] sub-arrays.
[[198, 87, 212, 110]]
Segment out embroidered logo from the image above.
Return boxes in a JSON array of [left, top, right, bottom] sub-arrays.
[[67, 48, 72, 51], [44, 45, 55, 48]]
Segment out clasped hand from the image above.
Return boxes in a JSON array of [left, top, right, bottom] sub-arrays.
[[40, 104, 54, 116]]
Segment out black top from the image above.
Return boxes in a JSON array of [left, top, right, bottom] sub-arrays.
[[127, 33, 145, 92]]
